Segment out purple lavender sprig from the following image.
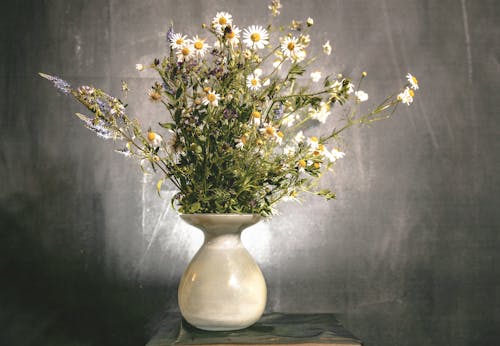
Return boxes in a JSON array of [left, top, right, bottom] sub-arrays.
[[39, 72, 71, 94]]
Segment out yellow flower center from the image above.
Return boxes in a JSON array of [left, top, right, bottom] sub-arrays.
[[287, 42, 295, 51], [310, 136, 318, 142], [313, 162, 321, 169], [226, 31, 235, 39], [207, 93, 216, 102], [251, 78, 258, 86], [318, 144, 325, 151], [194, 41, 203, 50], [203, 86, 211, 93], [265, 126, 275, 135], [313, 150, 320, 156], [277, 131, 284, 138], [252, 110, 261, 118], [181, 47, 190, 56], [250, 32, 261, 42], [219, 17, 227, 25], [147, 132, 156, 141], [256, 139, 263, 146], [176, 38, 183, 45], [409, 89, 415, 97], [411, 76, 418, 85], [298, 159, 306, 168]]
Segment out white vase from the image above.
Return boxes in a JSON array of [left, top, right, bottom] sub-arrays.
[[178, 214, 267, 331]]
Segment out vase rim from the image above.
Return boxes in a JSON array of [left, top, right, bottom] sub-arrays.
[[179, 213, 262, 233]]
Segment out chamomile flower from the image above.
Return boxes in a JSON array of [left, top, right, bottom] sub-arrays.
[[259, 123, 277, 137], [406, 73, 419, 90], [147, 131, 162, 147], [170, 33, 188, 50], [354, 90, 369, 102], [281, 36, 305, 61], [212, 12, 233, 34], [243, 25, 269, 50], [308, 136, 320, 149], [259, 123, 281, 144], [246, 69, 265, 91], [202, 91, 220, 107], [224, 26, 241, 46], [324, 147, 345, 162], [323, 40, 332, 55], [235, 134, 248, 149], [191, 36, 210, 58], [276, 131, 284, 145], [398, 87, 415, 106], [310, 71, 322, 83], [297, 159, 307, 173], [309, 102, 331, 124], [251, 110, 262, 125], [176, 44, 194, 63]]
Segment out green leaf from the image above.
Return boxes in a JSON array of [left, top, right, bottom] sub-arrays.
[[316, 189, 336, 200], [190, 202, 201, 213], [159, 122, 175, 130], [156, 179, 164, 197]]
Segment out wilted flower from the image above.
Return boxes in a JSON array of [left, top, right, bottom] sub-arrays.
[[354, 90, 369, 102], [323, 40, 332, 55]]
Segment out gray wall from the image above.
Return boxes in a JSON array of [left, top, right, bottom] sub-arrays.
[[1, 0, 499, 345]]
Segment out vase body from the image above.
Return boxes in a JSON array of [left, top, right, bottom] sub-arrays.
[[178, 214, 267, 331]]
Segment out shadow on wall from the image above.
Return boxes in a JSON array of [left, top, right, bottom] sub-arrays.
[[0, 162, 173, 346]]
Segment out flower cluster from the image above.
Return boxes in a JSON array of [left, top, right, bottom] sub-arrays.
[[41, 0, 418, 216]]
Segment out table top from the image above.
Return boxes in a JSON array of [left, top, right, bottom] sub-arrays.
[[147, 313, 362, 346]]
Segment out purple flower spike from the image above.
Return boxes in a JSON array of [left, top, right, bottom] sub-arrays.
[[39, 72, 71, 94]]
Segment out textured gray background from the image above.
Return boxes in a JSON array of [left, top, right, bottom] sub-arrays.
[[1, 0, 499, 345]]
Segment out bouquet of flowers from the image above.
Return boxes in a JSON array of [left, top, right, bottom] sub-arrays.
[[40, 0, 418, 216]]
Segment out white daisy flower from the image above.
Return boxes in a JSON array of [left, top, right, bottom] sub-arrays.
[[243, 25, 269, 50], [191, 36, 210, 58], [251, 110, 262, 126], [309, 102, 331, 124], [235, 134, 247, 149], [170, 33, 188, 50], [398, 87, 415, 106], [294, 130, 306, 143], [323, 40, 332, 55], [354, 90, 369, 102], [202, 91, 220, 107], [247, 70, 262, 91], [324, 147, 345, 162], [259, 123, 282, 144], [176, 44, 194, 63], [224, 26, 241, 46], [281, 36, 305, 61], [147, 131, 162, 147], [308, 136, 320, 150], [406, 73, 419, 90], [135, 63, 144, 71], [212, 12, 233, 34], [259, 123, 277, 137], [276, 131, 284, 145], [310, 71, 322, 83]]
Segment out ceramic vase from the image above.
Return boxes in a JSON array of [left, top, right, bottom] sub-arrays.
[[178, 214, 267, 331]]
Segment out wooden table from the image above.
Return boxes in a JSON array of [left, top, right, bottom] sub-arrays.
[[147, 313, 362, 346]]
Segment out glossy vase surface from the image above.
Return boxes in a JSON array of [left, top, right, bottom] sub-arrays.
[[178, 214, 267, 331]]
